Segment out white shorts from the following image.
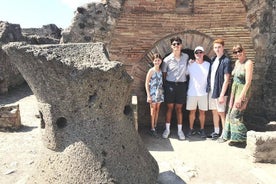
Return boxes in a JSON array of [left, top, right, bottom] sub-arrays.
[[186, 95, 208, 111], [208, 95, 227, 112]]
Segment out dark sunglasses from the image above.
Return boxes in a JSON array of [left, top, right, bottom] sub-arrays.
[[172, 42, 181, 46], [233, 49, 243, 54], [195, 51, 203, 54]]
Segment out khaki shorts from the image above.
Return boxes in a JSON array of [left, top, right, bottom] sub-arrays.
[[186, 95, 208, 111], [208, 95, 227, 112]]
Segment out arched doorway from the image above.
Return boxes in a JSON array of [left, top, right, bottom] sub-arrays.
[[132, 30, 218, 128]]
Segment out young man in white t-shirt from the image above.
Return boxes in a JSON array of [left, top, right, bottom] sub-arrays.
[[186, 46, 210, 138], [207, 39, 232, 140]]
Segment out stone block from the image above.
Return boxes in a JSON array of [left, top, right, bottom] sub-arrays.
[[3, 42, 159, 184], [0, 104, 21, 129], [246, 130, 276, 163]]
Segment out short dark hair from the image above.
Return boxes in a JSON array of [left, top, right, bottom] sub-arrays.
[[170, 36, 182, 44]]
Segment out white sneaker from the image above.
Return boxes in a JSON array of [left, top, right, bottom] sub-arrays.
[[162, 129, 170, 139], [178, 130, 185, 140]]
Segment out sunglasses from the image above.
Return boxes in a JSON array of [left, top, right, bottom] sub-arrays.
[[195, 51, 203, 54], [233, 49, 243, 54], [172, 42, 181, 46]]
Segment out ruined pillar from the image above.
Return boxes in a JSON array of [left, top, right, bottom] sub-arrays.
[[3, 42, 159, 184]]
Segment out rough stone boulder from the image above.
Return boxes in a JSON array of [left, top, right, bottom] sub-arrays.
[[22, 24, 62, 44], [247, 130, 276, 163], [3, 42, 159, 184], [0, 21, 24, 43], [61, 0, 124, 43], [0, 21, 25, 93]]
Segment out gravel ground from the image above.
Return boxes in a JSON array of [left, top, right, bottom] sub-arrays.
[[0, 83, 275, 184]]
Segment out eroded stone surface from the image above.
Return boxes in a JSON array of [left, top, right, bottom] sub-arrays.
[[3, 42, 159, 184], [247, 130, 276, 163]]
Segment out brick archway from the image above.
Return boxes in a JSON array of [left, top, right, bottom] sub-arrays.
[[132, 30, 217, 126], [132, 30, 215, 92]]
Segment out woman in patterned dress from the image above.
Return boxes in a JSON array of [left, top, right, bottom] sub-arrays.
[[145, 53, 164, 136], [221, 44, 254, 147]]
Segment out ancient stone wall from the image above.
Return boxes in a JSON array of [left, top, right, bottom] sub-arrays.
[[22, 24, 62, 44], [245, 0, 276, 122], [0, 22, 62, 93], [0, 22, 25, 93]]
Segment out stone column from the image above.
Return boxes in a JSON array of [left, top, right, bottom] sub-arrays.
[[3, 42, 159, 184]]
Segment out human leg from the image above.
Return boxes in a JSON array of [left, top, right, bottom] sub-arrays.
[[189, 110, 196, 129], [154, 103, 161, 128], [175, 103, 185, 140], [208, 95, 220, 139], [218, 111, 226, 129], [162, 103, 174, 138], [199, 110, 205, 130], [150, 103, 156, 130], [175, 104, 183, 125], [208, 110, 220, 140]]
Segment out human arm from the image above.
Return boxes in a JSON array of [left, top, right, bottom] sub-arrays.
[[218, 58, 232, 103], [162, 72, 167, 85], [218, 73, 230, 103], [145, 69, 153, 103]]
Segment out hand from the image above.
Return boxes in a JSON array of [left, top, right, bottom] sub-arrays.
[[234, 99, 242, 109], [147, 96, 152, 103], [189, 59, 195, 64], [218, 96, 224, 104]]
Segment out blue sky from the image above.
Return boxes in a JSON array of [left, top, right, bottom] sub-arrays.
[[0, 0, 99, 29]]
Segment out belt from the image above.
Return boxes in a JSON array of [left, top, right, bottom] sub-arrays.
[[166, 80, 186, 85]]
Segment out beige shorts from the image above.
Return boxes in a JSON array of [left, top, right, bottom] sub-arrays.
[[186, 95, 208, 111], [208, 95, 227, 112]]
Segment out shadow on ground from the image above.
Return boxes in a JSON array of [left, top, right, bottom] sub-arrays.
[[0, 82, 33, 105]]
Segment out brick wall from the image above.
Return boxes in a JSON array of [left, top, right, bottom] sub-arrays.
[[107, 0, 255, 126]]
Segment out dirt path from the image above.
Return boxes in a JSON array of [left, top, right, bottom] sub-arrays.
[[0, 83, 275, 184]]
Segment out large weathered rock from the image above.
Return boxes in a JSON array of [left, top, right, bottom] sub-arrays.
[[246, 130, 276, 163], [3, 42, 159, 184], [0, 47, 25, 94], [0, 21, 25, 93], [22, 24, 62, 44], [0, 21, 24, 43], [61, 0, 124, 43]]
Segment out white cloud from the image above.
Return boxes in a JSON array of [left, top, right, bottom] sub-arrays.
[[61, 0, 100, 9]]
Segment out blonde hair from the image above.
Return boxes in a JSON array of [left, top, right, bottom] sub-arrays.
[[232, 43, 244, 52]]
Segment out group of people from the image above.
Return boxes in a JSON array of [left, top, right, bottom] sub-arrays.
[[145, 36, 253, 147]]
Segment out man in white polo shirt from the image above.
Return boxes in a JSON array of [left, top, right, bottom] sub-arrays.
[[186, 46, 210, 138]]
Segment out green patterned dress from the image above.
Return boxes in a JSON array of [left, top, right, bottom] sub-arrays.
[[222, 59, 251, 142]]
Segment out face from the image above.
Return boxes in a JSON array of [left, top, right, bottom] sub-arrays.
[[233, 48, 244, 58], [153, 58, 162, 66], [194, 50, 204, 60], [171, 41, 182, 51], [213, 43, 224, 56]]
